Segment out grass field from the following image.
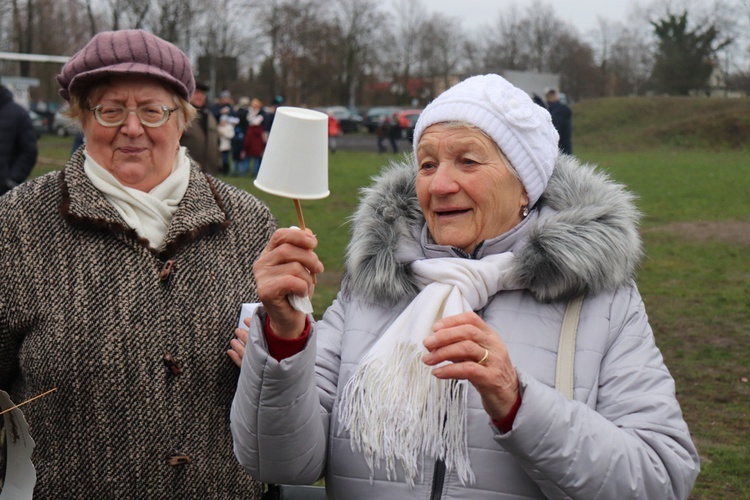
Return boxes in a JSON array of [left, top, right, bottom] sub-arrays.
[[32, 96, 750, 498]]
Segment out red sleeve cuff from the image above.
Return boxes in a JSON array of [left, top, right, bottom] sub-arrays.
[[264, 316, 311, 361], [491, 392, 522, 433]]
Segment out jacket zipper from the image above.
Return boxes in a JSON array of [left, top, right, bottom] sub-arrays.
[[430, 459, 446, 499]]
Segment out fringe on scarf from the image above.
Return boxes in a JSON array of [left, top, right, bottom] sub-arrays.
[[338, 341, 475, 488]]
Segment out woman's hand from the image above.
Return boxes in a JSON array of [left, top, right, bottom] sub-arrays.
[[227, 317, 250, 368], [253, 228, 323, 339], [422, 311, 519, 421]]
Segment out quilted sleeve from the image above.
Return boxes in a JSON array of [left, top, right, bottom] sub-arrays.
[[496, 285, 700, 499], [230, 295, 348, 485]]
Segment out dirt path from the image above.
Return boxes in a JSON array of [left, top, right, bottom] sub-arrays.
[[650, 220, 750, 246]]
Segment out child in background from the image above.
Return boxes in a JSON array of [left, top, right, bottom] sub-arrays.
[[217, 110, 236, 176]]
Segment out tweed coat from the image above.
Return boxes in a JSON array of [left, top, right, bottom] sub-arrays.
[[0, 149, 274, 498], [231, 155, 700, 499]]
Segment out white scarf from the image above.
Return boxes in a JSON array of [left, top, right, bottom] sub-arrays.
[[338, 252, 517, 487], [83, 147, 191, 249]]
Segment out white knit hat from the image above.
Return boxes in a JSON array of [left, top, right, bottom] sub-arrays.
[[413, 74, 559, 207]]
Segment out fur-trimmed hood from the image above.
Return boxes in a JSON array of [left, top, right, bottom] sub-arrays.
[[344, 154, 643, 304]]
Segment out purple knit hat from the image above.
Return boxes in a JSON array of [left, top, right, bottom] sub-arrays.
[[56, 29, 195, 101]]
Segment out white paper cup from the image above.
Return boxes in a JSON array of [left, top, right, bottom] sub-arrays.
[[254, 107, 330, 199]]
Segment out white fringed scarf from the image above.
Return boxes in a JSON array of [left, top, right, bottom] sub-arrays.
[[338, 252, 517, 487]]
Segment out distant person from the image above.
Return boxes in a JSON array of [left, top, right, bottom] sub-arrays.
[[376, 114, 398, 153], [235, 97, 251, 131], [532, 93, 546, 108], [232, 97, 251, 175], [181, 80, 222, 175], [546, 88, 572, 155], [263, 95, 284, 142], [387, 112, 401, 153], [0, 84, 38, 196], [218, 111, 236, 175], [211, 90, 235, 121], [56, 102, 86, 153], [376, 114, 389, 153], [71, 131, 85, 154], [242, 98, 268, 177], [327, 112, 342, 153]]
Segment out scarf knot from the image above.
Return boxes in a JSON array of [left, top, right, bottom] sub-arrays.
[[338, 252, 516, 487]]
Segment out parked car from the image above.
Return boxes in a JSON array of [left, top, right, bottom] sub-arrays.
[[28, 110, 48, 138], [397, 109, 422, 140], [363, 106, 403, 133], [315, 106, 363, 133], [53, 109, 81, 137]]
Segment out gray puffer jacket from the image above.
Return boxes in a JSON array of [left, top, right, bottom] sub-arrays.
[[231, 155, 700, 499]]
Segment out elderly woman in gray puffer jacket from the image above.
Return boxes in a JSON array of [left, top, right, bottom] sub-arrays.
[[230, 74, 700, 499]]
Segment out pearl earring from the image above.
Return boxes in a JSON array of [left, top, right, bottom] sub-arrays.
[[522, 206, 529, 218]]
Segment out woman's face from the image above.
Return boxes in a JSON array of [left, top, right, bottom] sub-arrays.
[[82, 76, 183, 192], [416, 124, 528, 254]]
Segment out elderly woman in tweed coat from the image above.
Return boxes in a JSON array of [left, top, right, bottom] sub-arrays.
[[0, 30, 272, 498]]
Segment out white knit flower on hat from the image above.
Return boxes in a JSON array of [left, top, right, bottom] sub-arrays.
[[484, 84, 541, 130]]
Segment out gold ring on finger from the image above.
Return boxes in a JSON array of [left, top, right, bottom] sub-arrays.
[[478, 348, 489, 366]]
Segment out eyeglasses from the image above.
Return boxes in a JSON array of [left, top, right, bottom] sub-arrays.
[[89, 103, 179, 128]]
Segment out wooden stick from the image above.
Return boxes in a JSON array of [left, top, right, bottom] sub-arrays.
[[293, 199, 317, 285], [293, 198, 306, 231], [0, 388, 57, 416]]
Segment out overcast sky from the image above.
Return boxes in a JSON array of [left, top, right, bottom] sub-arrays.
[[422, 0, 704, 36]]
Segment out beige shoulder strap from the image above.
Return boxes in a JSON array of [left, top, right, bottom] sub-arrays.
[[555, 295, 584, 399]]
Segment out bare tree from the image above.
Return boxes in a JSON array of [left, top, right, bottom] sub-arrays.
[[481, 4, 527, 71], [0, 5, 12, 53], [735, 0, 750, 76], [477, 0, 598, 98], [387, 0, 424, 104], [416, 12, 465, 102], [480, 2, 574, 74], [241, 0, 336, 104], [548, 31, 599, 99], [591, 17, 615, 96], [328, 0, 385, 107], [152, 0, 209, 48], [226, 0, 268, 83], [609, 24, 655, 95], [704, 0, 743, 76], [3, 0, 748, 107], [9, 0, 34, 75], [106, 0, 151, 30], [521, 0, 566, 72], [83, 0, 98, 36]]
